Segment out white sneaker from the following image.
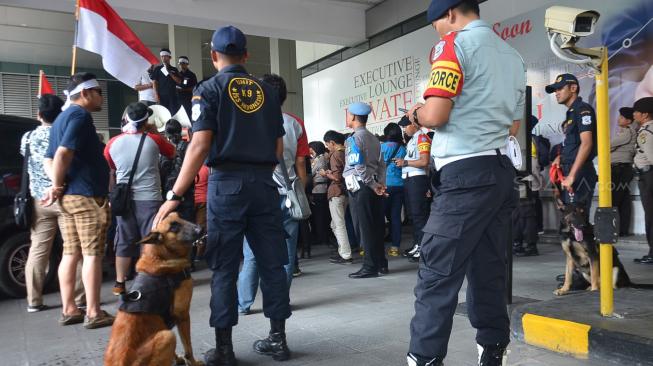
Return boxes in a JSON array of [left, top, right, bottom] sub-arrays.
[[404, 243, 420, 257]]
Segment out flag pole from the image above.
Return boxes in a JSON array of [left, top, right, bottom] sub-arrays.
[[71, 0, 80, 75], [38, 70, 43, 96]]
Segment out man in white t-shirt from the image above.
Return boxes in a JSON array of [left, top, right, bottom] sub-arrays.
[[134, 70, 155, 106]]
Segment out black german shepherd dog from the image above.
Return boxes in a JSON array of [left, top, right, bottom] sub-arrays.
[[555, 203, 653, 296]]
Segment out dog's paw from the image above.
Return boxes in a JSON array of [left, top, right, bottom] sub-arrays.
[[554, 288, 569, 296], [175, 355, 186, 365]]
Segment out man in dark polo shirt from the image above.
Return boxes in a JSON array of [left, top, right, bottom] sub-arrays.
[[43, 72, 114, 329], [150, 48, 182, 113]]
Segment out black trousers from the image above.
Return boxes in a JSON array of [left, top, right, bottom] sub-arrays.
[[512, 199, 538, 244], [611, 163, 634, 235], [404, 175, 431, 246], [348, 186, 387, 271], [206, 170, 290, 328], [409, 154, 517, 359], [310, 193, 330, 245], [639, 170, 653, 256]]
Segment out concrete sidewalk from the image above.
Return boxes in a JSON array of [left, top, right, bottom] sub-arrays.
[[0, 238, 651, 365]]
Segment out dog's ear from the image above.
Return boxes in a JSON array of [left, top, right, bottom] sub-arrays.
[[138, 231, 163, 245]]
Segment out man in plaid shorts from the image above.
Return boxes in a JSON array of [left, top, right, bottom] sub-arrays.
[[43, 72, 114, 329]]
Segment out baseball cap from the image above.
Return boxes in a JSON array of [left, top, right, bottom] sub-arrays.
[[633, 97, 653, 114], [545, 74, 579, 94], [211, 26, 247, 55], [427, 0, 464, 23]]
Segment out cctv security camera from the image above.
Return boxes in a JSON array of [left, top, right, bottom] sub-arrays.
[[545, 6, 600, 39]]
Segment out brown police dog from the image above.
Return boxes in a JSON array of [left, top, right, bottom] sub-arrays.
[[105, 213, 204, 366], [554, 203, 653, 296]]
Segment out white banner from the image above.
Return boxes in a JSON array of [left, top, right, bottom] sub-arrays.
[[303, 0, 653, 143]]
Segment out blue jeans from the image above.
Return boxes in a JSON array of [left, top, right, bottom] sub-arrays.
[[237, 194, 299, 312], [384, 185, 404, 249]]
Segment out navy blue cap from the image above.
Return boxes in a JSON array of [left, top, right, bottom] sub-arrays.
[[545, 74, 579, 94], [633, 97, 653, 114], [397, 115, 411, 127], [211, 26, 247, 55], [348, 102, 371, 116], [427, 0, 463, 23]]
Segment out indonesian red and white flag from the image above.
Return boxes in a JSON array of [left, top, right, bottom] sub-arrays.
[[75, 0, 158, 88], [38, 70, 54, 97]]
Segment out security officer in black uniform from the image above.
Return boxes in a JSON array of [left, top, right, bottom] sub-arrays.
[[546, 73, 597, 215], [150, 48, 182, 113], [153, 26, 291, 366]]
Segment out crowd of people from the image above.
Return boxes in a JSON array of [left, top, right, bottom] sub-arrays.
[[14, 0, 653, 365]]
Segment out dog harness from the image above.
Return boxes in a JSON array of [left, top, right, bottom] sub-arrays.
[[119, 269, 191, 329]]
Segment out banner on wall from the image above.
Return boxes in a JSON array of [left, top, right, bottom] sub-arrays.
[[302, 0, 653, 142]]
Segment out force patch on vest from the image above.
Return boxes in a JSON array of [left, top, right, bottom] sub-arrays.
[[581, 115, 592, 125], [228, 78, 265, 114]]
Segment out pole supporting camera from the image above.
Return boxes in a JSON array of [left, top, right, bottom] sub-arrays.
[[544, 5, 615, 317]]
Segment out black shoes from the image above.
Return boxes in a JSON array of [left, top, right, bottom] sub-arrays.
[[403, 244, 420, 257], [406, 352, 444, 366], [348, 268, 379, 278], [204, 345, 237, 366], [478, 343, 508, 366], [634, 255, 653, 264], [329, 255, 353, 264], [379, 267, 389, 275], [253, 332, 291, 361], [514, 243, 539, 257]]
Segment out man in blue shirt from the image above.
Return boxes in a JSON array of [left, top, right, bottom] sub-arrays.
[[42, 72, 114, 329], [406, 0, 524, 364], [153, 26, 291, 366], [546, 73, 597, 215]]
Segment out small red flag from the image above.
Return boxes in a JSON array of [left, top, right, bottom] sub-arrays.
[[39, 70, 54, 97]]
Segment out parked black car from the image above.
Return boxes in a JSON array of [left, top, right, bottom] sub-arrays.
[[0, 115, 62, 298]]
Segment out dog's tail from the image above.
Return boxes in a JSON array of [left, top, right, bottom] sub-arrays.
[[629, 283, 653, 289]]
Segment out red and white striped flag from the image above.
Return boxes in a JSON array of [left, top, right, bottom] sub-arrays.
[[75, 0, 158, 88]]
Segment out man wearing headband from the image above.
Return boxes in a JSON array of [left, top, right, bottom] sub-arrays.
[[152, 25, 292, 365], [176, 56, 198, 118], [149, 47, 182, 113], [104, 102, 176, 296], [42, 72, 115, 329], [405, 0, 525, 365], [611, 107, 638, 236], [633, 97, 653, 264]]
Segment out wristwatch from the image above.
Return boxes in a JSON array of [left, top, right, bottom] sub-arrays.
[[166, 190, 183, 201], [413, 107, 422, 127]]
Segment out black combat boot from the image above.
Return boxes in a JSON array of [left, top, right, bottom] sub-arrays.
[[514, 242, 538, 257], [512, 242, 525, 255], [253, 319, 290, 361], [406, 352, 444, 366], [205, 327, 237, 366], [478, 343, 508, 366]]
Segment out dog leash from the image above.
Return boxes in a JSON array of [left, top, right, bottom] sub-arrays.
[[193, 233, 207, 248]]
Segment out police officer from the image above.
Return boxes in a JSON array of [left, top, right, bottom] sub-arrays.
[[611, 107, 638, 236], [343, 102, 387, 278], [176, 56, 198, 117], [149, 48, 182, 113], [546, 73, 597, 215], [153, 26, 291, 365], [633, 97, 653, 264], [395, 116, 432, 262], [406, 0, 524, 365]]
